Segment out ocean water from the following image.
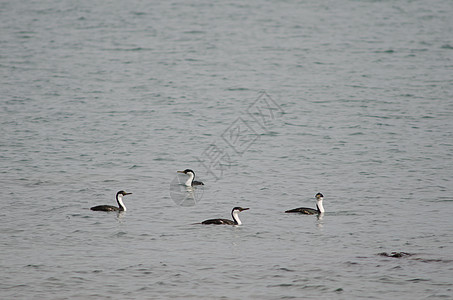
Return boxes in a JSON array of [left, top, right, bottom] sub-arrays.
[[1, 0, 453, 299]]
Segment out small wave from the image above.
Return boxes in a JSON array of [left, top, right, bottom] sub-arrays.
[[374, 49, 395, 53], [441, 44, 453, 50], [226, 87, 250, 91]]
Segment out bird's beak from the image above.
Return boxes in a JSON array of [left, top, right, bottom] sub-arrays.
[[125, 192, 132, 195], [177, 170, 184, 173], [242, 208, 250, 211]]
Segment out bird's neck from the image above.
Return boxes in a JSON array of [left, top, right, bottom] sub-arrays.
[[117, 195, 126, 211], [185, 172, 194, 186], [316, 198, 325, 213], [232, 210, 241, 225]]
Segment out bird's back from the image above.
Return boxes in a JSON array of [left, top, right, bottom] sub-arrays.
[[285, 207, 318, 214], [90, 205, 120, 212], [202, 218, 235, 225]]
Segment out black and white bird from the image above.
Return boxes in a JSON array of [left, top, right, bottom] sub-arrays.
[[90, 190, 132, 212], [201, 207, 249, 225], [285, 193, 325, 214], [177, 169, 204, 186]]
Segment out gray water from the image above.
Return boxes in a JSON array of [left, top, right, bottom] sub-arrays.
[[1, 0, 453, 299]]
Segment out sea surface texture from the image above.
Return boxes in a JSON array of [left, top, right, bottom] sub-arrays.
[[1, 0, 453, 299]]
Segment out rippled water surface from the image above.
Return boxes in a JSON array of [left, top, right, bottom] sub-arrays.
[[1, 0, 453, 299]]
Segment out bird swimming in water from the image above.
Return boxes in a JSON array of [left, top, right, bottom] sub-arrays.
[[201, 207, 249, 225], [285, 193, 325, 214], [177, 169, 204, 186], [90, 190, 132, 212]]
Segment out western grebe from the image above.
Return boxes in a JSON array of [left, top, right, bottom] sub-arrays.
[[285, 192, 325, 214], [90, 190, 132, 212], [177, 169, 204, 186], [201, 207, 249, 225]]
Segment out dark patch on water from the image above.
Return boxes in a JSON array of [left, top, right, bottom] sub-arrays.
[[441, 44, 453, 50], [378, 252, 413, 258]]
